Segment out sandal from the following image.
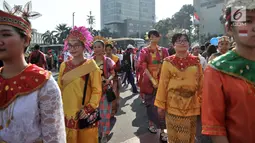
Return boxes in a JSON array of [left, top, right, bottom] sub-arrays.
[[148, 126, 157, 134], [160, 132, 168, 143]]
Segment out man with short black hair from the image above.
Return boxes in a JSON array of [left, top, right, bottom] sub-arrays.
[[202, 0, 255, 142], [29, 44, 47, 69], [140, 29, 169, 142]]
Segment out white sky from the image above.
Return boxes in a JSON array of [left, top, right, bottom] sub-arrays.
[[0, 0, 193, 33]]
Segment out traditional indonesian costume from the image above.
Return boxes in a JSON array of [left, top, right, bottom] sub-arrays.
[[155, 54, 203, 143], [0, 64, 66, 143], [58, 59, 102, 143], [139, 47, 168, 127], [202, 50, 255, 143], [94, 56, 115, 136], [109, 55, 120, 117]]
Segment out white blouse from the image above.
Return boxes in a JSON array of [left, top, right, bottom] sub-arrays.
[[0, 76, 66, 143]]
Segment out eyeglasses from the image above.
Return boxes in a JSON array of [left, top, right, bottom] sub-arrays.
[[176, 40, 188, 44], [68, 45, 83, 50]]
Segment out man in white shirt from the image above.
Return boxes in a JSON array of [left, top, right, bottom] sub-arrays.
[[191, 44, 207, 70], [63, 51, 72, 61], [122, 44, 138, 93]]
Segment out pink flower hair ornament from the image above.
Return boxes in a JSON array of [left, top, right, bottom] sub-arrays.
[[64, 26, 93, 53]]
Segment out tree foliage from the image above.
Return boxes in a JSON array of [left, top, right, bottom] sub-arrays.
[[100, 27, 113, 37], [42, 24, 71, 44], [171, 5, 195, 30], [154, 18, 173, 47], [153, 4, 196, 47], [42, 30, 57, 44], [55, 24, 71, 44]]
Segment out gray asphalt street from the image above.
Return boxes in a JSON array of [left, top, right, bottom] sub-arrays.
[[54, 74, 211, 143], [108, 84, 161, 143]]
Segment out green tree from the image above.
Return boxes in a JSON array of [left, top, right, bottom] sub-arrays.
[[167, 28, 186, 40], [154, 18, 173, 47], [190, 24, 199, 43], [42, 30, 57, 44], [171, 4, 195, 30], [153, 4, 195, 46], [100, 27, 113, 37], [170, 4, 195, 42], [55, 24, 71, 44]]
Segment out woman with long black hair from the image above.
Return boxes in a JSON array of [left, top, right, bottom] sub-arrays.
[[0, 1, 66, 142]]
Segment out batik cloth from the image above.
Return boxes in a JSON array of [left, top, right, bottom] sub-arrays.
[[166, 113, 197, 143], [95, 56, 115, 136]]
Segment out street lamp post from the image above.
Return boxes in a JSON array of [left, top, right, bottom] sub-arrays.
[[72, 12, 75, 28], [138, 0, 141, 38]]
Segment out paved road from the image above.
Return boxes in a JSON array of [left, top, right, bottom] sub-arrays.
[[54, 73, 159, 143], [108, 84, 161, 143], [54, 74, 211, 143], [108, 84, 212, 143]]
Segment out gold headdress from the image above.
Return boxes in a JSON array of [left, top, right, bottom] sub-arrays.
[[93, 36, 113, 45]]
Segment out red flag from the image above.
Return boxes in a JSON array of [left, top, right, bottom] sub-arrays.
[[194, 12, 200, 21]]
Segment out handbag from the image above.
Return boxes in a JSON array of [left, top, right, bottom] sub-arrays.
[[106, 85, 116, 102], [78, 74, 101, 129]]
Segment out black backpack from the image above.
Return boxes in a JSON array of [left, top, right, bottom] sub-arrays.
[[121, 53, 131, 72]]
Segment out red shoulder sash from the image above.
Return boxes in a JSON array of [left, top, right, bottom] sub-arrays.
[[164, 54, 200, 71], [0, 64, 51, 109]]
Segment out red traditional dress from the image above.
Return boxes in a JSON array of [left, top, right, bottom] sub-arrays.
[[94, 56, 115, 136], [139, 46, 168, 127], [202, 50, 255, 143], [109, 54, 121, 117], [29, 50, 47, 69]]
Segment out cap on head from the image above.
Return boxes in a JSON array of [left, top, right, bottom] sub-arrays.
[[191, 43, 200, 50], [218, 36, 230, 43], [127, 44, 134, 49]]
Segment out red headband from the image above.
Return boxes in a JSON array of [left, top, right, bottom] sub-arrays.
[[0, 1, 41, 39]]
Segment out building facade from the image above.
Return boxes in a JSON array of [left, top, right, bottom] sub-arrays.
[[100, 0, 155, 37], [31, 29, 43, 45], [193, 0, 226, 40]]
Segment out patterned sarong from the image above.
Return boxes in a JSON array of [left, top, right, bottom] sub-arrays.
[[166, 113, 197, 143], [99, 93, 112, 136]]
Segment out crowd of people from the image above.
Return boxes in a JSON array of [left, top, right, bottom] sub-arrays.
[[0, 0, 255, 143]]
